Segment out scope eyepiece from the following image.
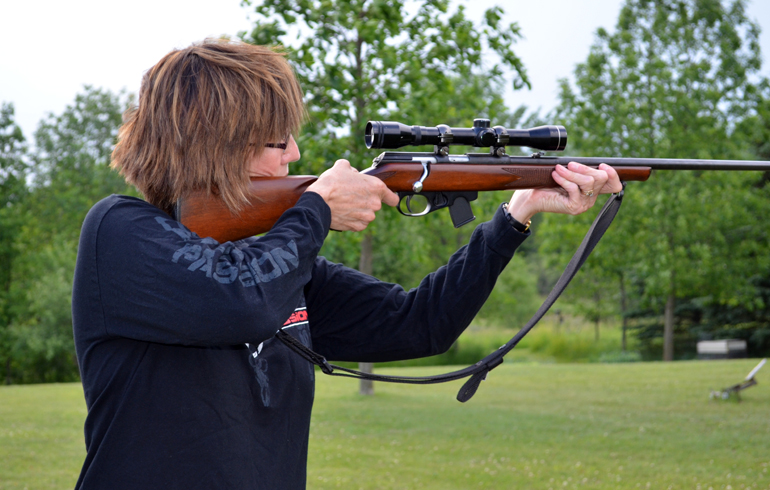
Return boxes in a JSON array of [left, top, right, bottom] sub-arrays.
[[365, 120, 567, 152]]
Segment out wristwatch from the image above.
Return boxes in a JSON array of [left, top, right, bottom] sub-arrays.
[[502, 203, 531, 233]]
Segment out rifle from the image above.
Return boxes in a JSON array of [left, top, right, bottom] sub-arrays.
[[178, 118, 770, 243]]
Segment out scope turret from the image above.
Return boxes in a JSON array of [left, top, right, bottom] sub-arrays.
[[365, 120, 567, 152]]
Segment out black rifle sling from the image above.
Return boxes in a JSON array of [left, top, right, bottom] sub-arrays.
[[275, 185, 626, 403]]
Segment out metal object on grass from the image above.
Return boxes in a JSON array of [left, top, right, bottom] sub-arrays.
[[710, 358, 766, 401]]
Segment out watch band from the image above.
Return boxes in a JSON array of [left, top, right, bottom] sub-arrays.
[[502, 203, 531, 233]]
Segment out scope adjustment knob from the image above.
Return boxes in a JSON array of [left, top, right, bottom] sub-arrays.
[[473, 118, 491, 128]]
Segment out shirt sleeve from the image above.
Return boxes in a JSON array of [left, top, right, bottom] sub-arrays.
[[304, 205, 529, 362], [91, 192, 331, 346]]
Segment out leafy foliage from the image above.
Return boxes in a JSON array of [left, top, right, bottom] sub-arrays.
[[543, 0, 769, 359], [3, 87, 134, 383], [0, 103, 28, 384], [242, 0, 529, 156]]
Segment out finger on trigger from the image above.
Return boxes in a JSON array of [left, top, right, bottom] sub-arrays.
[[381, 187, 399, 207]]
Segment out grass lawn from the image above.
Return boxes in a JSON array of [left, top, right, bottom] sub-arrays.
[[1, 359, 768, 489]]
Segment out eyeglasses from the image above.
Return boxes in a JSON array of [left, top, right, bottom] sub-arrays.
[[264, 135, 291, 150]]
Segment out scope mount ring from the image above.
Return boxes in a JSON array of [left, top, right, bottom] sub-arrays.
[[433, 145, 450, 157]]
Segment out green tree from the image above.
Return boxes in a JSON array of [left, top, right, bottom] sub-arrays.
[[692, 82, 770, 356], [29, 86, 132, 243], [0, 103, 28, 383], [8, 87, 133, 383], [241, 0, 531, 391], [545, 0, 766, 360]]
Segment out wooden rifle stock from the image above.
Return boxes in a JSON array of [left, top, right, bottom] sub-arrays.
[[177, 159, 651, 243], [179, 176, 317, 244]]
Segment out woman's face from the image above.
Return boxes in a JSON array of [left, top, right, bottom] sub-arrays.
[[248, 135, 301, 178]]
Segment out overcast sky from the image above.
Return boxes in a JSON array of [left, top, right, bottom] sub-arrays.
[[2, 0, 769, 141]]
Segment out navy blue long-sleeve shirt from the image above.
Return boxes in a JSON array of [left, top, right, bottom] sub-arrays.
[[72, 191, 527, 489]]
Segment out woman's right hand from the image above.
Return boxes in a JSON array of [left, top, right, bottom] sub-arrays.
[[306, 159, 399, 232]]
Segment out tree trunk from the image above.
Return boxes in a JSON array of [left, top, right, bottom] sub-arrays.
[[663, 232, 676, 362], [594, 291, 601, 342], [358, 231, 375, 395], [622, 316, 628, 353], [663, 293, 675, 361], [348, 29, 376, 396], [619, 273, 627, 352]]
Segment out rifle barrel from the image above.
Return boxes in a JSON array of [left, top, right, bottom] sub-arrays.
[[513, 156, 770, 171]]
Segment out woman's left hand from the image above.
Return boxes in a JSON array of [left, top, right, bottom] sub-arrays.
[[507, 162, 623, 224]]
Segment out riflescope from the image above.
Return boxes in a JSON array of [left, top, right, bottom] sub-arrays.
[[365, 118, 567, 152]]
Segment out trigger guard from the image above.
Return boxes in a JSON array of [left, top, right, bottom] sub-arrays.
[[398, 194, 433, 217]]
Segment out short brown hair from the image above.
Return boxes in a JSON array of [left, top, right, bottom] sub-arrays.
[[112, 39, 305, 215]]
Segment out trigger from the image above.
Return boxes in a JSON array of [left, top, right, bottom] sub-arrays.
[[405, 195, 415, 214]]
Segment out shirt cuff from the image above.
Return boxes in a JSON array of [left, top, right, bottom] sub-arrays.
[[295, 191, 332, 232]]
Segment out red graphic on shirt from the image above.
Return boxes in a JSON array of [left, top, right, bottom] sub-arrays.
[[283, 309, 308, 326]]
